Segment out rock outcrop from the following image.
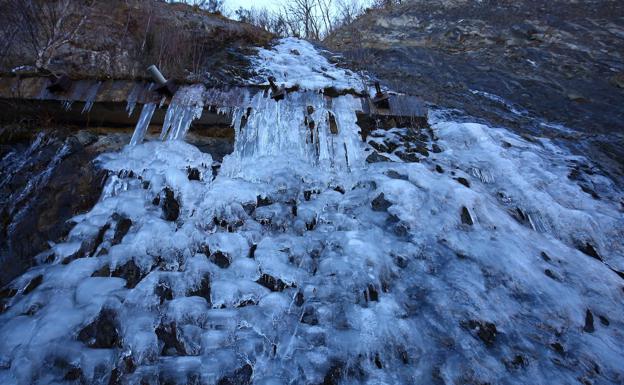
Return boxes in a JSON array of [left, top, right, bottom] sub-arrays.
[[326, 0, 624, 184]]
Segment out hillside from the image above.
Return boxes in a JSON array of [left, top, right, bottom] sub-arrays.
[[326, 0, 624, 185]]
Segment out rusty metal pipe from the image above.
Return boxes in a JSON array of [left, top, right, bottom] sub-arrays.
[[268, 76, 279, 92], [374, 81, 383, 96], [147, 65, 167, 85]]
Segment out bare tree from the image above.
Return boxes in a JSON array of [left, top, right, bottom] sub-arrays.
[[317, 0, 336, 37], [335, 0, 366, 26], [286, 0, 322, 40], [4, 0, 96, 71], [231, 0, 372, 41]]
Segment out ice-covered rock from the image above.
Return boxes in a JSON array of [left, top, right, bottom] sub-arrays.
[[1, 37, 623, 385]]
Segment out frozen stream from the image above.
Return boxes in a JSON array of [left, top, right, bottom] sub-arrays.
[[0, 39, 623, 385]]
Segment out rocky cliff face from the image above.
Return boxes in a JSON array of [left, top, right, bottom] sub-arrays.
[[326, 0, 624, 185], [0, 0, 273, 84]]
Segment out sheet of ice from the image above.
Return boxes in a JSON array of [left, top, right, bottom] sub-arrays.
[[252, 37, 367, 92]]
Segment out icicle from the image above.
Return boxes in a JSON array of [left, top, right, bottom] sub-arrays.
[[160, 85, 205, 141], [223, 91, 363, 177], [81, 81, 102, 114], [130, 103, 157, 146], [62, 100, 73, 111], [126, 83, 142, 117]]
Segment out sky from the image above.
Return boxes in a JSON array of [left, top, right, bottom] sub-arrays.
[[223, 0, 375, 14], [225, 0, 283, 12]]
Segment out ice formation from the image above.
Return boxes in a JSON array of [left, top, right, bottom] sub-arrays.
[[129, 103, 157, 146], [252, 37, 366, 92], [1, 38, 624, 385], [160, 85, 206, 141]]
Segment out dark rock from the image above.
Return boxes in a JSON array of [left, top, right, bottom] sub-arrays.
[[540, 251, 551, 262], [63, 366, 83, 381], [364, 284, 379, 302], [187, 167, 200, 181], [504, 354, 527, 370], [197, 243, 210, 256], [248, 244, 257, 259], [333, 185, 346, 194], [460, 206, 473, 225], [242, 202, 256, 216], [551, 342, 565, 355], [385, 170, 409, 180], [210, 251, 231, 268], [432, 143, 443, 153], [390, 217, 410, 237], [112, 217, 132, 245], [366, 152, 391, 163], [374, 353, 383, 369], [217, 364, 253, 385], [91, 264, 110, 278], [155, 281, 173, 304], [0, 286, 17, 299], [304, 190, 313, 201], [112, 259, 143, 289], [599, 315, 609, 326], [321, 364, 343, 385], [583, 309, 595, 333], [301, 306, 319, 325], [188, 275, 211, 305], [63, 223, 111, 264], [77, 308, 121, 349], [580, 184, 600, 199], [155, 322, 187, 356], [461, 320, 497, 347], [568, 168, 582, 181], [162, 188, 180, 222], [306, 216, 317, 231], [435, 165, 444, 173], [0, 132, 107, 287], [455, 177, 471, 188], [395, 151, 420, 162], [544, 269, 560, 281], [23, 274, 43, 295], [578, 242, 603, 262], [369, 139, 398, 153], [257, 274, 289, 292], [394, 255, 408, 269], [152, 195, 160, 206], [108, 368, 121, 385], [295, 291, 304, 306], [371, 193, 392, 212], [256, 195, 272, 207], [236, 299, 257, 308], [413, 146, 429, 157], [397, 346, 409, 364]]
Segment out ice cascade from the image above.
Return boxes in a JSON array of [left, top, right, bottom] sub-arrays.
[[222, 90, 363, 179]]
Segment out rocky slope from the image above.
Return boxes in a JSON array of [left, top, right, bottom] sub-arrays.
[[0, 2, 623, 385], [326, 0, 624, 186], [0, 0, 272, 84]]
